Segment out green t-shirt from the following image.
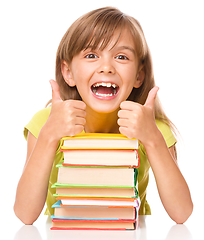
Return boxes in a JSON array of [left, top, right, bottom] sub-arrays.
[[24, 107, 177, 215]]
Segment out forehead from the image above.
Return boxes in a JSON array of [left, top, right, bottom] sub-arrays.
[[85, 28, 136, 53], [109, 29, 135, 52]]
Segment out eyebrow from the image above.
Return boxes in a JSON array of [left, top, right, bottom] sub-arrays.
[[83, 45, 136, 55], [111, 45, 136, 55]]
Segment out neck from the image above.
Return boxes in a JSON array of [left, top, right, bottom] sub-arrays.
[[84, 108, 120, 134]]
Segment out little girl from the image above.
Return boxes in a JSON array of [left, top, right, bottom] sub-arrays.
[[14, 7, 193, 224]]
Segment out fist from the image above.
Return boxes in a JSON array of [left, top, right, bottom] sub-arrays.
[[46, 80, 86, 140], [117, 86, 159, 145]]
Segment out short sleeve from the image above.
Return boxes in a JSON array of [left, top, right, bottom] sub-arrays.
[[24, 107, 51, 140], [155, 119, 177, 148]]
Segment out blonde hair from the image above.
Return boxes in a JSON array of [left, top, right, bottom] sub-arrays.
[[54, 6, 176, 134]]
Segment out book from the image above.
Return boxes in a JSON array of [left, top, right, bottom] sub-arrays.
[[57, 163, 136, 187], [52, 200, 136, 220], [61, 133, 139, 150], [62, 149, 139, 168], [59, 198, 140, 208], [52, 183, 138, 198], [51, 218, 136, 230], [51, 133, 140, 230]]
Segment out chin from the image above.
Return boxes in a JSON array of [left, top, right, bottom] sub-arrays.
[[93, 106, 120, 114]]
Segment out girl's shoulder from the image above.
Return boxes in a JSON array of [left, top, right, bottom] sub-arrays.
[[24, 107, 51, 140]]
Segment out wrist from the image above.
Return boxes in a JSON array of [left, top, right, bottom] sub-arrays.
[[142, 127, 165, 150], [38, 123, 60, 150]]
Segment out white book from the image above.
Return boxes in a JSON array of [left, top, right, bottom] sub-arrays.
[[60, 198, 140, 208]]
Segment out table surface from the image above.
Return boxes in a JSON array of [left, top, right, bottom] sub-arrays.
[[4, 206, 203, 240]]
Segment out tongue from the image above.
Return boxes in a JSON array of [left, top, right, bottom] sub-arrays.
[[96, 86, 113, 95]]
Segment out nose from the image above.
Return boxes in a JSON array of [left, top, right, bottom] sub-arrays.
[[97, 58, 116, 74]]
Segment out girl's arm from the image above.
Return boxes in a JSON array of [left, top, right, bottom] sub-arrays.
[[144, 133, 193, 224], [14, 129, 59, 224], [118, 87, 193, 224], [14, 80, 86, 224]]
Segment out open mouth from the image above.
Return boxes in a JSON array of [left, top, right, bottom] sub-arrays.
[[91, 82, 119, 98]]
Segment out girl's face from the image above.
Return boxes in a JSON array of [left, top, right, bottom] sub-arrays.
[[62, 29, 144, 114]]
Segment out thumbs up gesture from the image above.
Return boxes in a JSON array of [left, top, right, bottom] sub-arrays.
[[46, 80, 86, 141], [118, 86, 159, 146]]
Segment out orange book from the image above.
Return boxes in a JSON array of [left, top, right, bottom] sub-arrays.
[[51, 218, 136, 230]]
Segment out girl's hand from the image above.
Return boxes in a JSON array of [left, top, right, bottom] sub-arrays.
[[44, 80, 86, 141], [117, 86, 159, 146]]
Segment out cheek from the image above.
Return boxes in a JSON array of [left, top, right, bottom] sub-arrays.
[[129, 66, 137, 79], [120, 64, 137, 80], [73, 63, 92, 80], [124, 71, 137, 88]]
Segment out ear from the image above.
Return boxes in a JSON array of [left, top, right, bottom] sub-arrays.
[[134, 65, 145, 88], [61, 60, 76, 87]]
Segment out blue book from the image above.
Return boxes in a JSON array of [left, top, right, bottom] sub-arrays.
[[51, 200, 136, 220]]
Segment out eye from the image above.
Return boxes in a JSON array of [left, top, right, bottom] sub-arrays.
[[85, 54, 98, 59], [115, 55, 129, 60]]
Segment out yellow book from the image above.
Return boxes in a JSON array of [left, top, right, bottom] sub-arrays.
[[61, 133, 139, 150]]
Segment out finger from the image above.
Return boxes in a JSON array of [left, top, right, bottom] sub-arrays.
[[144, 86, 159, 109], [119, 126, 133, 139], [75, 116, 86, 126], [49, 79, 62, 103], [73, 108, 87, 118], [68, 100, 86, 111], [68, 125, 85, 137], [118, 109, 131, 119], [117, 118, 129, 128], [120, 101, 139, 111]]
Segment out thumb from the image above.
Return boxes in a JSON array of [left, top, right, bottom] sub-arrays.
[[49, 79, 62, 103], [144, 86, 159, 109]]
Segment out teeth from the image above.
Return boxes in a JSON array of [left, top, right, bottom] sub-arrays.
[[93, 82, 118, 88], [92, 88, 97, 94], [96, 93, 113, 97], [92, 82, 118, 97]]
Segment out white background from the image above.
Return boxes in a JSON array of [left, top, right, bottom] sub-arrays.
[[0, 0, 203, 238]]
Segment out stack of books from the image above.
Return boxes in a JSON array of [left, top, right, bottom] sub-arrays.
[[50, 133, 140, 230]]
